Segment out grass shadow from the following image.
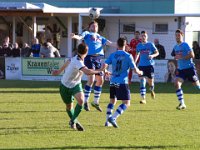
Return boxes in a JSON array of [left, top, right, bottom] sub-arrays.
[[0, 145, 184, 150]]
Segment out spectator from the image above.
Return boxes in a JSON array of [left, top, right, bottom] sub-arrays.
[[31, 38, 40, 57], [40, 42, 60, 58], [21, 43, 31, 57], [0, 46, 3, 57], [2, 42, 12, 57], [154, 38, 166, 59], [192, 41, 200, 59], [12, 42, 20, 57], [0, 69, 4, 79], [3, 36, 12, 48]]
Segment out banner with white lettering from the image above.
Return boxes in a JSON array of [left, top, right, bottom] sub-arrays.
[[5, 57, 21, 80]]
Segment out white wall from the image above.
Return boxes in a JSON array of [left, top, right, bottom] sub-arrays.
[[184, 17, 200, 47], [99, 16, 178, 59], [175, 0, 200, 14]]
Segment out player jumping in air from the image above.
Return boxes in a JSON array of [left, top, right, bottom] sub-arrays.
[[71, 21, 116, 112]]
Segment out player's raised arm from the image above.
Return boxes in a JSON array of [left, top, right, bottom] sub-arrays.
[[70, 33, 83, 41], [52, 59, 70, 76], [106, 40, 117, 48]]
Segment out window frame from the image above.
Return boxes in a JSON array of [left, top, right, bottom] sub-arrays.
[[153, 23, 168, 34], [120, 22, 135, 34]]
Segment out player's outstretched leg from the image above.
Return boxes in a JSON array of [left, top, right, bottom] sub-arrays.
[[108, 117, 118, 128], [105, 103, 114, 127], [176, 88, 186, 110], [84, 85, 92, 111], [140, 78, 146, 104], [150, 84, 155, 99], [91, 86, 103, 112]]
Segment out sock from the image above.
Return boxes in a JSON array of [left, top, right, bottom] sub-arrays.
[[195, 85, 200, 90], [71, 104, 83, 123], [176, 89, 185, 104], [106, 103, 114, 122], [84, 85, 92, 103], [94, 86, 102, 104], [66, 108, 74, 119], [112, 104, 127, 120], [140, 78, 146, 99]]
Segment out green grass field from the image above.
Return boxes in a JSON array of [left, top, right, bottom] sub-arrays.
[[0, 80, 200, 150]]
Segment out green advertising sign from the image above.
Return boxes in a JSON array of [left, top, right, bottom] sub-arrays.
[[22, 58, 65, 76]]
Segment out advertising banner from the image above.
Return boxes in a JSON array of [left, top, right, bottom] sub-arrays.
[[21, 58, 65, 81], [5, 57, 21, 80]]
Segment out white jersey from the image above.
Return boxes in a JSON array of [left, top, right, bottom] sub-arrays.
[[61, 55, 85, 88]]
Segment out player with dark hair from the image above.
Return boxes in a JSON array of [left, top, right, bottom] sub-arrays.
[[135, 31, 159, 104], [52, 43, 102, 131], [100, 37, 143, 128], [172, 29, 200, 110], [71, 21, 116, 112]]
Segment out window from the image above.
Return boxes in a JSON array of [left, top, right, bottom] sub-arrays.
[[193, 31, 200, 43], [120, 23, 135, 34], [153, 23, 168, 34]]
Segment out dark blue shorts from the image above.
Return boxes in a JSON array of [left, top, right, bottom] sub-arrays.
[[110, 83, 130, 100], [176, 67, 199, 82], [138, 65, 154, 79], [84, 55, 103, 76]]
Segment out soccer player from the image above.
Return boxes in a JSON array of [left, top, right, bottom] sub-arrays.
[[172, 29, 200, 110], [100, 37, 143, 128], [135, 31, 159, 104], [71, 21, 116, 112], [52, 43, 102, 131], [128, 31, 142, 84]]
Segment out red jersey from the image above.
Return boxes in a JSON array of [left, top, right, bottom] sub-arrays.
[[129, 38, 142, 58]]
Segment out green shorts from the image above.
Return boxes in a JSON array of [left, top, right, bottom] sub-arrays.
[[59, 83, 83, 104]]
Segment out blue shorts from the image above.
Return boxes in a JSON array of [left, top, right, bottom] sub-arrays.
[[176, 67, 199, 82], [84, 55, 103, 76], [110, 83, 130, 100], [138, 65, 154, 79]]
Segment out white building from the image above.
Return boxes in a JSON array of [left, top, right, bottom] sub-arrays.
[[0, 0, 200, 58]]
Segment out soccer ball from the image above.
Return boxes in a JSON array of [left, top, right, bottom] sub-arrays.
[[89, 8, 100, 19]]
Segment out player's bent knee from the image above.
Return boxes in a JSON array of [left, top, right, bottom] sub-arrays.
[[76, 98, 84, 105], [122, 101, 130, 107]]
